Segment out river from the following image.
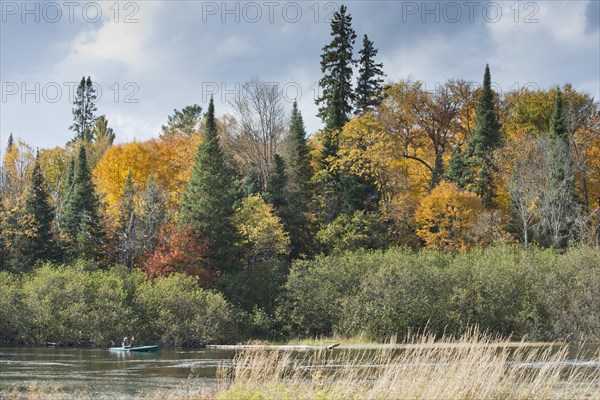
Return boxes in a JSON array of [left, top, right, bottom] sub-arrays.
[[1, 344, 599, 399]]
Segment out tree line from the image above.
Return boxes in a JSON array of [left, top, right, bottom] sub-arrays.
[[1, 5, 599, 339]]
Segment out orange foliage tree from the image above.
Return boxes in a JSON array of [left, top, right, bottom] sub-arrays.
[[415, 182, 485, 251]]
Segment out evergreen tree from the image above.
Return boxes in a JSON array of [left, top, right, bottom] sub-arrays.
[[118, 171, 136, 232], [241, 163, 262, 197], [446, 143, 468, 187], [161, 104, 203, 137], [2, 134, 14, 190], [316, 5, 357, 131], [355, 34, 385, 115], [61, 145, 103, 259], [69, 76, 97, 143], [265, 154, 288, 211], [137, 175, 166, 255], [17, 154, 59, 267], [463, 64, 502, 205], [179, 97, 238, 269], [93, 115, 116, 145], [117, 171, 136, 267], [0, 193, 7, 270], [285, 103, 314, 257], [6, 133, 13, 151], [539, 89, 577, 248]]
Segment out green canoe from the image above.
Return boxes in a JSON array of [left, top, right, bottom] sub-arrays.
[[109, 345, 158, 352]]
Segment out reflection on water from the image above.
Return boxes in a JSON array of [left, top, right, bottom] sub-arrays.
[[0, 344, 598, 398]]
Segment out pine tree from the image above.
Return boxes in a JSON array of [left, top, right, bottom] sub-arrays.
[[61, 145, 103, 259], [463, 64, 502, 205], [161, 105, 203, 137], [316, 5, 357, 131], [17, 154, 59, 267], [179, 97, 238, 269], [69, 76, 97, 143], [355, 34, 385, 115], [93, 115, 116, 145]]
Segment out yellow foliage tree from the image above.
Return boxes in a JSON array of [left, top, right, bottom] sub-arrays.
[[415, 182, 485, 251], [233, 195, 290, 269], [93, 135, 200, 223]]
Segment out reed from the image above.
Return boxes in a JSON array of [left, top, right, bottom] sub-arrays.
[[216, 329, 600, 400]]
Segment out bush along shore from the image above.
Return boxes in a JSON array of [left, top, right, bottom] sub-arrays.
[[1, 245, 599, 347]]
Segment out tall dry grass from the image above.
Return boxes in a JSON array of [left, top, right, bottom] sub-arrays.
[[216, 330, 600, 400]]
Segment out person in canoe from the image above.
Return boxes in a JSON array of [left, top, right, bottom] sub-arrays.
[[122, 336, 133, 348]]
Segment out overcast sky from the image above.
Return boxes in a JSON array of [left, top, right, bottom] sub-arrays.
[[1, 0, 598, 150]]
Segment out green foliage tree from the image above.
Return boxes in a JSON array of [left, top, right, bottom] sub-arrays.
[[284, 103, 314, 257], [317, 210, 387, 254], [264, 154, 288, 211], [222, 194, 290, 316], [462, 65, 502, 205], [355, 34, 385, 115], [316, 5, 356, 131], [161, 104, 203, 137], [446, 143, 468, 187], [61, 145, 103, 259], [16, 154, 59, 268], [137, 175, 166, 255], [93, 115, 116, 145], [179, 97, 238, 269], [69, 76, 97, 143], [538, 89, 578, 248], [117, 171, 136, 268]]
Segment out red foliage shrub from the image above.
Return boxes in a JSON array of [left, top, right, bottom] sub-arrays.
[[144, 224, 217, 287]]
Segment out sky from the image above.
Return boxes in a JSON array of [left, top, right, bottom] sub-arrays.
[[1, 0, 599, 151]]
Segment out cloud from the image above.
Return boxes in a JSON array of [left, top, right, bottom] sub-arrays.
[[1, 0, 598, 149]]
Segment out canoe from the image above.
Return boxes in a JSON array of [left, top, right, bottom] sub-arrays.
[[109, 345, 158, 352]]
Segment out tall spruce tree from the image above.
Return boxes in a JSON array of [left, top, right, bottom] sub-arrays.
[[355, 34, 385, 114], [179, 97, 238, 269], [69, 76, 97, 143], [316, 4, 356, 131], [17, 154, 58, 267], [462, 64, 502, 205], [61, 145, 103, 259], [285, 102, 314, 257]]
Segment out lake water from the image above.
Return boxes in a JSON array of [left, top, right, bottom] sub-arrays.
[[1, 344, 599, 399]]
